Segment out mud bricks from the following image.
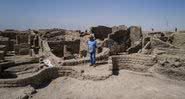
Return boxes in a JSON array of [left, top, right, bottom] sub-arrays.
[[0, 51, 4, 60], [110, 54, 157, 70]]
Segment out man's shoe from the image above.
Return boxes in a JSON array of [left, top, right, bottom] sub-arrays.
[[93, 64, 96, 67], [89, 64, 93, 66]]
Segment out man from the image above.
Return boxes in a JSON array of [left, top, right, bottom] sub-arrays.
[[87, 34, 97, 66]]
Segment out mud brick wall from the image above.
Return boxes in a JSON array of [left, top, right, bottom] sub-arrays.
[[0, 67, 59, 87], [8, 39, 15, 51], [62, 48, 110, 66], [16, 34, 29, 44], [14, 44, 30, 55], [0, 51, 5, 60], [156, 48, 185, 55], [48, 41, 64, 57], [0, 45, 6, 53], [0, 30, 18, 39], [90, 26, 112, 40], [0, 66, 82, 87], [0, 36, 9, 51], [110, 54, 156, 71], [0, 47, 110, 87], [64, 40, 80, 59], [0, 37, 15, 51]]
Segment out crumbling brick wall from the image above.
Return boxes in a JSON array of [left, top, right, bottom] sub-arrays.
[[0, 51, 5, 60], [108, 30, 131, 53], [14, 44, 30, 55], [110, 54, 156, 72], [0, 29, 18, 39], [112, 25, 127, 33], [48, 41, 64, 57], [64, 40, 80, 59], [15, 33, 30, 55], [128, 26, 142, 47], [90, 26, 112, 40], [0, 36, 9, 53]]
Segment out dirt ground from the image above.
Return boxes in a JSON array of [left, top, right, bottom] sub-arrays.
[[30, 69, 185, 99], [1, 64, 185, 99]]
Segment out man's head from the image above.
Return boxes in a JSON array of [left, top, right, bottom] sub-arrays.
[[89, 34, 94, 40]]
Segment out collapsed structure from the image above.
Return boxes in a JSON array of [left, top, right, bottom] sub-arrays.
[[0, 25, 185, 89]]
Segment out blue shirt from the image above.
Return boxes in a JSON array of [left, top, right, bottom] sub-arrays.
[[88, 40, 97, 53]]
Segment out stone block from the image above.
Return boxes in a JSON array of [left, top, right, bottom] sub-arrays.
[[128, 26, 142, 47], [90, 26, 112, 40]]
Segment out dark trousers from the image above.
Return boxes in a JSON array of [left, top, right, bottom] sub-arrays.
[[90, 52, 96, 65]]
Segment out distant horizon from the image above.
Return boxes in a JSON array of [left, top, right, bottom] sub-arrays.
[[0, 0, 185, 31], [0, 24, 183, 32]]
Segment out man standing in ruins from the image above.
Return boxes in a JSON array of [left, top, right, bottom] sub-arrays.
[[88, 34, 97, 66]]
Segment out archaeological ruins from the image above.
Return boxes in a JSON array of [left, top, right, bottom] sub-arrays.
[[0, 25, 185, 99]]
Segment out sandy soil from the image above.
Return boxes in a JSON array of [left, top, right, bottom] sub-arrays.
[[31, 70, 185, 99]]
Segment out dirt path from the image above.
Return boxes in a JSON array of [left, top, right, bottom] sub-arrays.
[[31, 70, 185, 99]]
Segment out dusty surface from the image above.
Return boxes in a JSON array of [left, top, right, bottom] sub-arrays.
[[172, 32, 185, 49], [31, 69, 185, 99], [0, 85, 36, 99]]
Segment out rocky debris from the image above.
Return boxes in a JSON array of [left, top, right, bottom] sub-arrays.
[[152, 48, 166, 55], [128, 26, 142, 47], [15, 85, 36, 99], [44, 29, 65, 40], [102, 38, 120, 55], [64, 30, 80, 40], [90, 26, 112, 40], [158, 33, 168, 42], [98, 25, 143, 55], [171, 32, 185, 49], [109, 30, 130, 45], [156, 56, 185, 80], [127, 41, 142, 54], [112, 25, 127, 33], [147, 32, 164, 38], [151, 38, 176, 49]]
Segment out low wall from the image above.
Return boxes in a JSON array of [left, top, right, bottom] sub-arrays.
[[155, 47, 185, 56], [110, 54, 157, 72], [42, 40, 110, 66], [0, 66, 82, 87], [62, 48, 110, 66], [0, 65, 111, 87], [0, 67, 58, 87]]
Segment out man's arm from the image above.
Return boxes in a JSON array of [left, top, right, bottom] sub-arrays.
[[95, 40, 97, 48]]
